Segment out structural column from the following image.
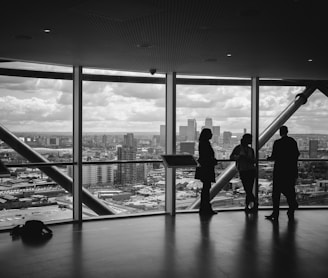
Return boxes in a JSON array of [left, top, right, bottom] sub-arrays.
[[165, 72, 176, 215], [251, 77, 259, 206], [73, 66, 83, 222]]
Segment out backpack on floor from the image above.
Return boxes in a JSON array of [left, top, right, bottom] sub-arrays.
[[10, 220, 53, 240]]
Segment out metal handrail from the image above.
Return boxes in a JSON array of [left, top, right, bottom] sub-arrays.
[[3, 158, 327, 168]]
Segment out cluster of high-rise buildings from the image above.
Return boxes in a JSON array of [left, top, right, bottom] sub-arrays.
[[160, 117, 242, 156], [160, 117, 221, 146], [66, 133, 155, 189], [2, 121, 328, 192]]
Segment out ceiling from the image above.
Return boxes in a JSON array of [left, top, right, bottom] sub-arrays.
[[1, 0, 328, 80]]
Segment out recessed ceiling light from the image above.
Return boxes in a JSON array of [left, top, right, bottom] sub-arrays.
[[308, 58, 313, 62], [227, 53, 232, 57], [44, 29, 51, 33]]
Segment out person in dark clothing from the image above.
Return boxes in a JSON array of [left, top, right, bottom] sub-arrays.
[[265, 126, 300, 221], [195, 128, 218, 215], [230, 133, 257, 213]]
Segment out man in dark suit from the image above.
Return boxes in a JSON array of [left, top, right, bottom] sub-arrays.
[[265, 126, 300, 221]]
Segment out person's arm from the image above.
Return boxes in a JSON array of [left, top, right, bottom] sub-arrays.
[[230, 146, 240, 160], [294, 139, 300, 159], [267, 141, 277, 161], [198, 142, 216, 166]]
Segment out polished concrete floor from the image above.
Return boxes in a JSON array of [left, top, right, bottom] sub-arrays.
[[0, 209, 328, 278]]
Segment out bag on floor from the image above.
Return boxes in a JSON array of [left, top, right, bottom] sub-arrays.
[[10, 220, 53, 240]]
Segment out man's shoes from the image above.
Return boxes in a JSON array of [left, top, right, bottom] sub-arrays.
[[265, 214, 278, 221]]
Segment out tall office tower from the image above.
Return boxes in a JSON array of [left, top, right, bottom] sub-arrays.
[[204, 117, 213, 131], [117, 133, 137, 186], [102, 135, 108, 146], [136, 163, 147, 184], [160, 125, 166, 148], [124, 133, 136, 147], [223, 131, 232, 145], [179, 126, 188, 141], [309, 140, 319, 158], [187, 119, 197, 141], [243, 128, 247, 134], [212, 126, 220, 144], [180, 142, 195, 155]]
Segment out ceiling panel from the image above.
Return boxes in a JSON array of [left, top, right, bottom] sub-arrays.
[[1, 0, 328, 80]]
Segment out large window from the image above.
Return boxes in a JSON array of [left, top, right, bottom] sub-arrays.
[[259, 86, 328, 207], [0, 64, 73, 229], [176, 84, 251, 210], [81, 75, 166, 217], [1, 61, 327, 229]]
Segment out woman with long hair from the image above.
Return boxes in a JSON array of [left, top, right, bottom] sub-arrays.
[[195, 128, 218, 215], [230, 133, 257, 213]]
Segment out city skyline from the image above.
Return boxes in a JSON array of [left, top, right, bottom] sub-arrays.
[[0, 62, 328, 134]]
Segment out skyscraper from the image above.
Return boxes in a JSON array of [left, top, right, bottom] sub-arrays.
[[309, 140, 319, 158], [187, 119, 197, 141], [205, 117, 213, 131], [179, 126, 188, 141], [212, 126, 220, 144], [223, 131, 232, 146], [117, 133, 137, 186]]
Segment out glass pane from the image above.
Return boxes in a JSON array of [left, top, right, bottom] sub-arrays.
[[177, 74, 249, 80], [0, 61, 72, 73], [0, 75, 73, 162], [259, 86, 305, 134], [67, 162, 166, 217], [0, 74, 73, 229], [259, 87, 328, 207], [258, 160, 328, 207], [0, 168, 72, 229], [82, 81, 165, 217], [176, 84, 251, 210], [83, 67, 165, 78], [176, 162, 243, 210]]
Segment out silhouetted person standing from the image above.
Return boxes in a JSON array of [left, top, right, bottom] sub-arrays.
[[195, 128, 218, 215], [265, 126, 300, 221], [230, 133, 257, 213]]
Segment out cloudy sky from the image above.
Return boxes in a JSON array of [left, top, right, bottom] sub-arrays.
[[0, 62, 327, 135]]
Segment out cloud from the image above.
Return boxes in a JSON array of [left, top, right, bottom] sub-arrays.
[[0, 76, 72, 95], [0, 71, 326, 134], [0, 96, 72, 125], [112, 83, 165, 100]]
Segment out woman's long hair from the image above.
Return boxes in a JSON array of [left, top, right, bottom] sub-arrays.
[[199, 128, 212, 142]]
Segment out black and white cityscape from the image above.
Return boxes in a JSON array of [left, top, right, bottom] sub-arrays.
[[1, 116, 328, 228], [0, 62, 328, 229]]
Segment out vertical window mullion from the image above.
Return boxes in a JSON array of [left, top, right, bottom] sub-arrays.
[[73, 66, 83, 222], [165, 72, 176, 215], [251, 77, 260, 205]]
